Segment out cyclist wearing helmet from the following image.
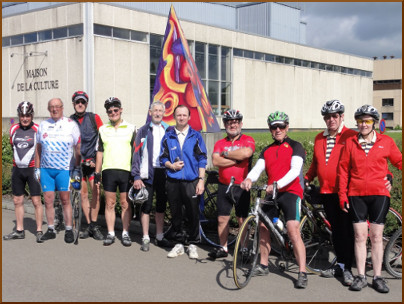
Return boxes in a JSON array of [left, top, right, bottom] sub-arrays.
[[131, 101, 171, 252], [70, 91, 104, 241], [338, 105, 402, 293], [208, 109, 255, 259], [241, 111, 308, 289], [35, 98, 81, 244], [305, 99, 357, 285], [3, 102, 43, 243], [95, 97, 136, 247]]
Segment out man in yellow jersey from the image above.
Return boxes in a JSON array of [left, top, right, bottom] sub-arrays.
[[95, 97, 136, 247]]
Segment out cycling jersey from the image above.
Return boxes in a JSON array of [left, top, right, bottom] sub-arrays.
[[9, 122, 38, 168], [37, 117, 80, 170], [97, 120, 136, 172], [213, 134, 255, 185]]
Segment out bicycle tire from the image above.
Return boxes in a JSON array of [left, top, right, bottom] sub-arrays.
[[383, 228, 402, 279], [71, 189, 82, 245], [299, 215, 336, 275], [233, 214, 260, 289]]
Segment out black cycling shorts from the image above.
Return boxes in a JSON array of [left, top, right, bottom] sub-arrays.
[[142, 168, 168, 214], [81, 163, 95, 181], [12, 167, 41, 196], [216, 183, 250, 218], [102, 169, 131, 193], [348, 195, 390, 224], [262, 191, 301, 222]]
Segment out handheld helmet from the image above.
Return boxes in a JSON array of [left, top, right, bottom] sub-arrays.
[[17, 101, 34, 116], [354, 104, 380, 121], [321, 99, 345, 116], [267, 111, 289, 126], [72, 91, 89, 103], [222, 109, 243, 123], [128, 187, 149, 205], [104, 97, 121, 110]]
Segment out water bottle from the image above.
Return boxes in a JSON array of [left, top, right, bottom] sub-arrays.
[[273, 217, 284, 233]]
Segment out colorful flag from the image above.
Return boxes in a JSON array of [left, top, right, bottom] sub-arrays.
[[148, 5, 220, 132]]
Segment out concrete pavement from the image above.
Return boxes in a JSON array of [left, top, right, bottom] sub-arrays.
[[2, 196, 402, 302]]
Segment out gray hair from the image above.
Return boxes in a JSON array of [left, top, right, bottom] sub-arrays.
[[150, 101, 165, 112], [48, 98, 63, 107]]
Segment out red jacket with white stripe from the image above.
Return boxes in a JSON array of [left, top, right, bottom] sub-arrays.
[[305, 126, 357, 194], [338, 133, 402, 204]]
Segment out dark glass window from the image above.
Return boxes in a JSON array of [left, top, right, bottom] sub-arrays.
[[94, 24, 112, 36], [38, 30, 52, 41], [195, 42, 206, 79], [275, 56, 284, 63], [2, 37, 11, 47], [265, 54, 275, 62], [382, 98, 394, 106], [294, 59, 301, 66], [68, 24, 83, 36], [382, 113, 394, 120], [233, 48, 243, 57], [131, 30, 147, 42], [10, 35, 23, 45], [301, 60, 310, 67], [244, 50, 253, 59], [53, 27, 68, 39], [284, 57, 294, 65], [208, 81, 219, 115], [254, 52, 264, 60], [113, 27, 130, 39], [24, 32, 37, 43], [208, 44, 219, 80], [221, 47, 231, 81]]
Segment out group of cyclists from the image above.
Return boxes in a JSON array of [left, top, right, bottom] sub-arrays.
[[3, 93, 402, 293]]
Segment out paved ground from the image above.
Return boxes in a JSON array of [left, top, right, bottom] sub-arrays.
[[2, 197, 402, 302]]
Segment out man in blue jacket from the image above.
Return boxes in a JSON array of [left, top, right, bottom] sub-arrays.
[[160, 105, 207, 259], [131, 101, 171, 252]]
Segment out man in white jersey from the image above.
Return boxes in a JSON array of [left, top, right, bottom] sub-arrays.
[[35, 98, 81, 243]]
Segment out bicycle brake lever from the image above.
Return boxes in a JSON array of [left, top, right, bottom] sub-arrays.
[[272, 181, 278, 200]]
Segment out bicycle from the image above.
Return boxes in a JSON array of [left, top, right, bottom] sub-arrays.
[[233, 181, 299, 289], [383, 227, 402, 279], [199, 170, 238, 247]]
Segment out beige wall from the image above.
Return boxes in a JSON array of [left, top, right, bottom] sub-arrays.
[[373, 59, 402, 128]]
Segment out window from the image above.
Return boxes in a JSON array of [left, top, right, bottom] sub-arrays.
[[325, 64, 333, 71], [68, 24, 83, 36], [2, 37, 11, 47], [294, 59, 302, 66], [275, 56, 284, 63], [233, 48, 243, 57], [284, 57, 294, 65], [94, 24, 112, 36], [382, 98, 394, 106], [301, 60, 310, 67], [113, 27, 130, 39], [131, 30, 147, 42], [208, 44, 219, 80], [265, 54, 275, 62], [254, 52, 264, 60], [382, 113, 394, 120], [38, 30, 52, 41], [10, 35, 23, 45], [24, 32, 37, 43], [195, 42, 206, 79], [221, 47, 231, 81], [244, 50, 253, 59], [208, 81, 220, 114], [149, 34, 164, 91], [53, 27, 68, 39]]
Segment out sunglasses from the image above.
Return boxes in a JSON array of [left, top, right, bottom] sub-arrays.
[[107, 108, 120, 115], [270, 124, 287, 131], [356, 119, 374, 125], [324, 113, 340, 120], [74, 99, 87, 105]]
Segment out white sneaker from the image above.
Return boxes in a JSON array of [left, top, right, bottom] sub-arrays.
[[167, 244, 185, 258], [188, 244, 199, 259]]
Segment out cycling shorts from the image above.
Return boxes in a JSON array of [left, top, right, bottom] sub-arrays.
[[12, 167, 41, 196], [262, 191, 301, 222], [142, 168, 167, 214], [216, 183, 250, 218], [102, 169, 131, 193], [40, 168, 70, 192], [348, 195, 390, 224], [81, 163, 95, 182]]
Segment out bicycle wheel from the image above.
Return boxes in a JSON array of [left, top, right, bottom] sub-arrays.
[[383, 228, 402, 279], [233, 214, 260, 289], [300, 215, 336, 274]]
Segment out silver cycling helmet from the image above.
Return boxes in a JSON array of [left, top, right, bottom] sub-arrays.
[[321, 99, 345, 116], [354, 104, 380, 122], [128, 186, 149, 205], [222, 109, 243, 123]]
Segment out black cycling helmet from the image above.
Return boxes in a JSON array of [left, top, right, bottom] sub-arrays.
[[354, 104, 380, 121], [128, 187, 149, 205], [222, 109, 243, 123], [17, 101, 34, 116], [104, 97, 121, 110], [72, 91, 89, 103], [321, 99, 345, 116]]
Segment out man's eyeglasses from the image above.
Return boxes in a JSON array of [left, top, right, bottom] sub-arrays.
[[356, 119, 374, 126], [323, 113, 340, 120], [48, 105, 63, 110], [74, 99, 87, 105], [225, 120, 241, 125], [107, 108, 120, 115], [270, 124, 287, 131]]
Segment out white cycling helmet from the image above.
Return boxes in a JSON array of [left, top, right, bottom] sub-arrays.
[[128, 187, 149, 205], [354, 104, 380, 122], [321, 99, 345, 116]]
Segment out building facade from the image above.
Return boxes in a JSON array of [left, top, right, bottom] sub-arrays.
[[2, 2, 374, 131], [373, 58, 402, 129]]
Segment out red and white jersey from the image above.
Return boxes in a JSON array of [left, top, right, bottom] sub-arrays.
[[37, 117, 81, 170]]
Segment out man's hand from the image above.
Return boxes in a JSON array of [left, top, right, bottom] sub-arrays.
[[241, 178, 252, 191], [385, 174, 393, 192], [340, 200, 349, 213], [94, 172, 101, 188], [133, 179, 145, 190]]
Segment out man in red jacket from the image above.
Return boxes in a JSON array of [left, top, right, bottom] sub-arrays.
[[305, 100, 357, 285]]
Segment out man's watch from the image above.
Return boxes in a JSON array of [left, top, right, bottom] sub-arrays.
[[198, 177, 204, 181], [222, 151, 229, 158]]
